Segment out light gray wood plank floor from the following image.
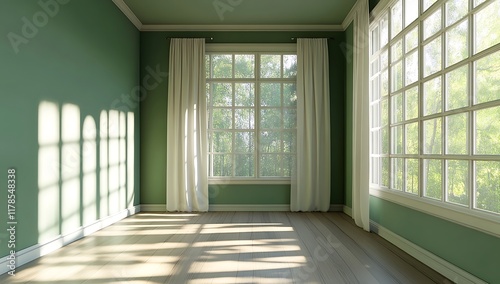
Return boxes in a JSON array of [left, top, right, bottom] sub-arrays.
[[0, 212, 453, 284]]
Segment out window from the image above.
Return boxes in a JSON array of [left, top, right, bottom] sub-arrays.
[[206, 45, 297, 182], [370, 0, 500, 216]]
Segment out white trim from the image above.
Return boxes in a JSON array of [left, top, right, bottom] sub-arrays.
[[342, 0, 361, 30], [370, 189, 500, 238], [0, 206, 140, 276], [370, 221, 488, 284], [141, 24, 344, 32], [343, 205, 353, 217], [112, 0, 142, 30], [140, 204, 167, 212], [206, 43, 297, 53], [209, 204, 290, 211]]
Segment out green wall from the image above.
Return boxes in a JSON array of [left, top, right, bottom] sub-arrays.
[[344, 23, 354, 208], [140, 31, 346, 206], [0, 0, 140, 258]]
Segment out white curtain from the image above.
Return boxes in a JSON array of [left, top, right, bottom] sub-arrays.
[[352, 0, 370, 231], [166, 38, 208, 212], [291, 38, 331, 212]]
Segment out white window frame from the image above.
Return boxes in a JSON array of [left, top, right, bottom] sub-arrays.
[[369, 0, 500, 237], [206, 44, 297, 185]]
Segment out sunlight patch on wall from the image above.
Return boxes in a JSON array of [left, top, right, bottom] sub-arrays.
[[83, 116, 97, 226]]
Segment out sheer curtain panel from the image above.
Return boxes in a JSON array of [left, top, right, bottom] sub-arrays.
[[291, 38, 331, 212], [166, 38, 208, 212]]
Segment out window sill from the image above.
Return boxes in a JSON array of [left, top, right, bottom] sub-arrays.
[[208, 178, 291, 185]]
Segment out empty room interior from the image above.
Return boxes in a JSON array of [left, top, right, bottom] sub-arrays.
[[1, 0, 499, 283]]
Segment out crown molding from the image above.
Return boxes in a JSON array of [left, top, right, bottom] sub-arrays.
[[112, 0, 142, 30], [342, 0, 360, 29], [141, 24, 344, 32]]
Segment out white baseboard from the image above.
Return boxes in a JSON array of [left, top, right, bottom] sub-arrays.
[[0, 205, 140, 276], [370, 221, 487, 284], [343, 205, 353, 217], [209, 204, 290, 211], [140, 204, 166, 212]]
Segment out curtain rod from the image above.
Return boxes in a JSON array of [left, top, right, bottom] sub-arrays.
[[166, 37, 214, 41], [291, 37, 335, 41]]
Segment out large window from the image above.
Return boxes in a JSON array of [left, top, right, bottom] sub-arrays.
[[370, 0, 500, 215], [206, 45, 297, 181]]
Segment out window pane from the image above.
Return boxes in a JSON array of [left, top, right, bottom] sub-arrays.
[[283, 109, 296, 129], [212, 154, 233, 176], [423, 8, 442, 40], [424, 118, 442, 154], [446, 19, 468, 67], [260, 83, 281, 106], [283, 83, 297, 107], [446, 65, 469, 110], [475, 106, 500, 155], [382, 157, 390, 187], [283, 131, 295, 153], [406, 122, 419, 154], [372, 27, 380, 55], [212, 109, 232, 129], [424, 36, 442, 77], [475, 50, 500, 104], [392, 158, 403, 190], [235, 132, 254, 153], [260, 131, 281, 153], [382, 98, 389, 126], [424, 76, 442, 115], [391, 93, 403, 123], [261, 55, 281, 78], [235, 154, 254, 177], [283, 55, 297, 78], [381, 49, 389, 70], [405, 86, 419, 120], [424, 159, 442, 199], [235, 83, 254, 107], [381, 13, 389, 46], [212, 132, 232, 152], [381, 70, 389, 96], [391, 39, 403, 62], [475, 161, 500, 214], [212, 83, 232, 106], [405, 50, 419, 85], [391, 0, 403, 38], [282, 154, 294, 177], [391, 61, 403, 91], [405, 26, 419, 53], [382, 126, 390, 154], [235, 55, 254, 78], [474, 0, 488, 7], [212, 54, 232, 78], [423, 0, 438, 12], [475, 0, 500, 54], [446, 0, 468, 27], [446, 160, 469, 206], [260, 109, 281, 129], [260, 154, 281, 177], [235, 109, 255, 129], [405, 0, 418, 27], [206, 55, 210, 78], [446, 113, 468, 155], [406, 159, 419, 194], [391, 125, 403, 154]]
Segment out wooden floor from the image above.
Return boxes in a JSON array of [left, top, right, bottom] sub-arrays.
[[0, 212, 452, 284]]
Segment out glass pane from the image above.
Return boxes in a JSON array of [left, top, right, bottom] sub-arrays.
[[406, 159, 419, 195], [283, 109, 296, 129], [235, 154, 254, 177], [212, 109, 232, 129], [391, 93, 403, 123], [446, 0, 468, 27], [405, 86, 419, 120], [212, 54, 232, 78], [372, 27, 380, 55], [283, 83, 297, 107], [213, 154, 232, 176], [381, 49, 389, 70], [235, 132, 254, 153], [381, 13, 389, 46], [446, 19, 468, 67], [424, 76, 442, 115], [235, 83, 254, 107], [406, 122, 419, 154], [475, 50, 500, 104], [212, 83, 232, 106], [475, 161, 500, 213], [424, 159, 442, 200], [283, 131, 295, 153], [381, 70, 389, 96], [475, 0, 500, 54], [235, 54, 254, 78], [212, 132, 232, 152], [446, 113, 468, 155], [282, 154, 294, 177], [260, 131, 281, 153], [391, 39, 403, 62], [446, 160, 469, 206], [205, 55, 210, 78], [371, 78, 381, 103], [382, 126, 390, 154], [382, 98, 389, 126], [371, 102, 381, 128], [391, 0, 403, 38], [391, 61, 403, 91], [235, 109, 255, 129], [391, 125, 403, 154], [392, 158, 403, 190], [424, 118, 442, 154], [405, 26, 419, 53], [446, 65, 469, 110], [423, 0, 438, 12], [260, 83, 281, 106], [261, 55, 281, 78], [475, 106, 500, 155], [424, 8, 442, 40], [424, 36, 442, 77], [382, 157, 390, 187], [260, 154, 281, 177], [260, 109, 281, 129], [474, 0, 487, 7], [283, 55, 297, 78], [371, 59, 380, 77], [405, 0, 418, 27], [405, 50, 419, 85]]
